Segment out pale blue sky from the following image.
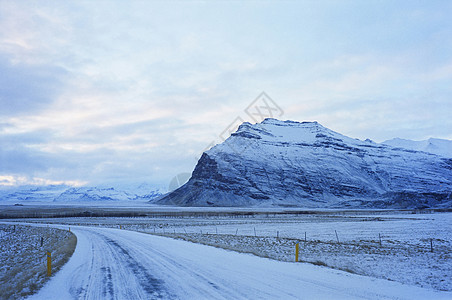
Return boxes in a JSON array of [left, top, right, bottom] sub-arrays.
[[0, 1, 451, 188]]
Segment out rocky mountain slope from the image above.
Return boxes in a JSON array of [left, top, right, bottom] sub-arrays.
[[155, 119, 452, 208]]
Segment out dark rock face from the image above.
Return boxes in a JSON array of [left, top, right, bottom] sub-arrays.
[[155, 119, 452, 208]]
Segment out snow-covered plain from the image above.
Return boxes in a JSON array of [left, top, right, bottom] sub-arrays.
[[18, 223, 451, 300], [15, 210, 452, 295]]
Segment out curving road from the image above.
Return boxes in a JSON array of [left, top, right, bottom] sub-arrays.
[[29, 226, 450, 300]]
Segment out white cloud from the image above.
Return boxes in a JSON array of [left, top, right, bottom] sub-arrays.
[[0, 1, 451, 187], [0, 175, 86, 187]]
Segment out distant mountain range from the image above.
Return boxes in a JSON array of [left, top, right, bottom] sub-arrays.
[[0, 183, 162, 203], [155, 118, 452, 209]]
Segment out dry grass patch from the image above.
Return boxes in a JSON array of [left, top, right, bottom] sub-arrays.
[[0, 225, 77, 300]]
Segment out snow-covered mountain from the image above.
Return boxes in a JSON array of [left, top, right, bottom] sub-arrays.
[[54, 183, 162, 202], [54, 187, 133, 202], [0, 183, 162, 203], [382, 138, 452, 158], [155, 119, 452, 209], [0, 185, 70, 203]]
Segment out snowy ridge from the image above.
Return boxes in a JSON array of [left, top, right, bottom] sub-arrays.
[[156, 118, 452, 208], [382, 137, 452, 158]]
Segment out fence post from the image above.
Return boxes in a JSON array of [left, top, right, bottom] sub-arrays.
[[46, 251, 51, 276], [430, 239, 433, 252], [335, 230, 339, 243], [295, 243, 299, 262]]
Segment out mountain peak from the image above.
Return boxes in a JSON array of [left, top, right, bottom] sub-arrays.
[[217, 118, 349, 155], [260, 118, 321, 127], [156, 118, 452, 208]]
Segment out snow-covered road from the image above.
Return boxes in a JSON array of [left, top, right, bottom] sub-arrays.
[[30, 226, 450, 300]]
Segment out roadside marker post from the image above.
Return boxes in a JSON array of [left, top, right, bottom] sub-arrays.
[[46, 251, 51, 276], [295, 243, 299, 262]]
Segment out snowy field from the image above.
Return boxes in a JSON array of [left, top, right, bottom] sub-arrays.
[[15, 210, 452, 292], [18, 225, 452, 299], [0, 224, 76, 299]]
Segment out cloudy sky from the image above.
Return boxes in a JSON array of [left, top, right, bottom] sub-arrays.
[[0, 1, 451, 189]]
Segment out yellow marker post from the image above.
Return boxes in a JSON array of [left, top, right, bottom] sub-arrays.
[[295, 243, 299, 262], [120, 225, 122, 229], [46, 251, 51, 276], [69, 227, 71, 232]]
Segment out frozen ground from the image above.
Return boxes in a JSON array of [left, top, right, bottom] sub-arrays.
[[17, 224, 451, 299], [0, 224, 76, 299], [15, 211, 452, 292]]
